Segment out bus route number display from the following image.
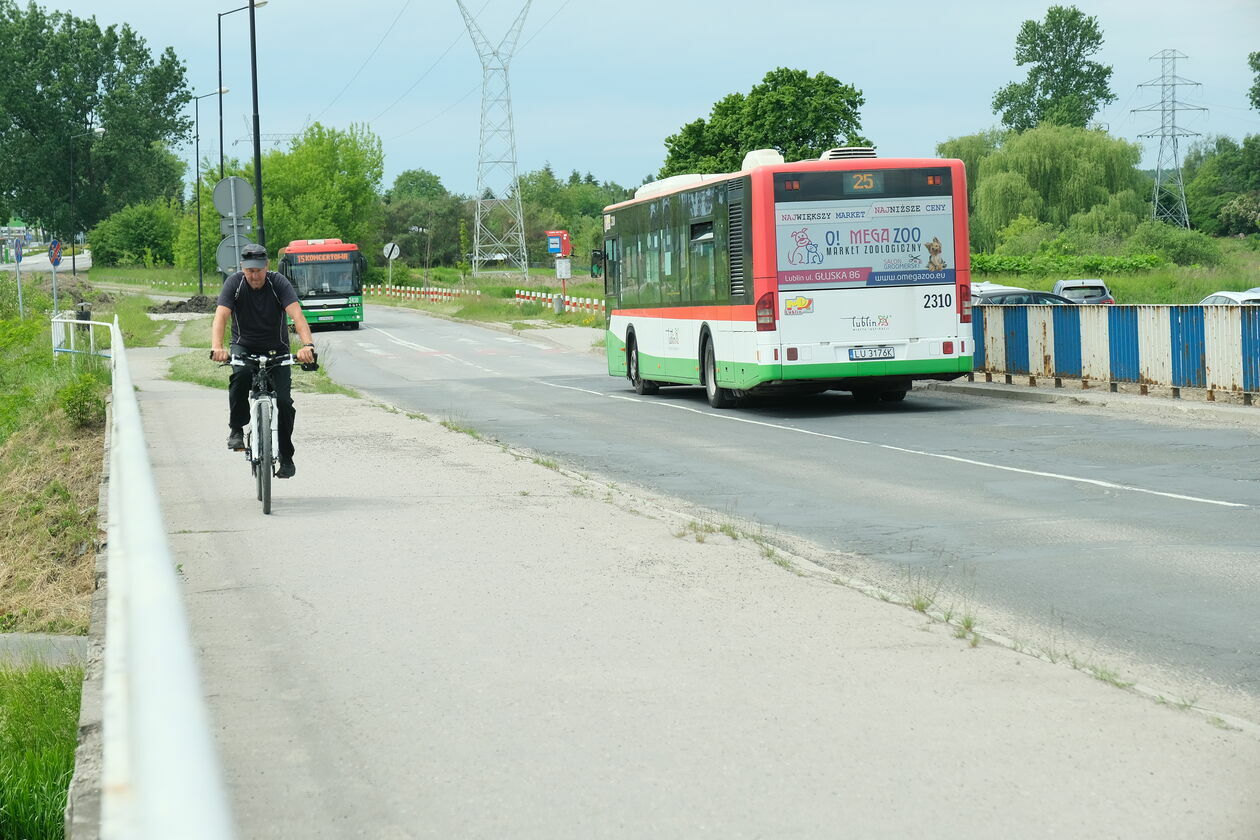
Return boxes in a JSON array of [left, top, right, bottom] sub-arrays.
[[843, 171, 884, 195]]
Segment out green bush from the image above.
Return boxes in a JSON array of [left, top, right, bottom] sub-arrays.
[[57, 373, 106, 429], [88, 199, 181, 267], [1127, 219, 1223, 266], [971, 252, 1163, 275]]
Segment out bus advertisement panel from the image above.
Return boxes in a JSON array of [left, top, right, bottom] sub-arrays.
[[602, 152, 972, 408], [279, 239, 366, 329]]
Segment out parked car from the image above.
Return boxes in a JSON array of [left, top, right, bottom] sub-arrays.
[[1052, 279, 1115, 304], [973, 287, 1076, 305], [1198, 290, 1260, 305]]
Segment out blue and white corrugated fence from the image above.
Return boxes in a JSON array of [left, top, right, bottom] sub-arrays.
[[973, 305, 1260, 397]]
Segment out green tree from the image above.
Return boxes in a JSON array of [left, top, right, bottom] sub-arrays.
[[937, 129, 1006, 213], [659, 68, 869, 177], [0, 1, 190, 236], [991, 5, 1116, 131], [380, 194, 470, 272], [388, 168, 447, 202], [1182, 134, 1260, 234], [965, 124, 1143, 250], [1249, 52, 1260, 111], [259, 122, 384, 254]]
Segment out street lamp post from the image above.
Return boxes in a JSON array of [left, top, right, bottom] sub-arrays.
[[194, 89, 229, 295], [247, 0, 266, 248], [217, 0, 267, 180], [69, 126, 105, 277]]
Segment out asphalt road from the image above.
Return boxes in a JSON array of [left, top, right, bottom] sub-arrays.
[[323, 304, 1260, 713]]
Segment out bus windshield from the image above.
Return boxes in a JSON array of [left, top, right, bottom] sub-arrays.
[[286, 260, 361, 297]]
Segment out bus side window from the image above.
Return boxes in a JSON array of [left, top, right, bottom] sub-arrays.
[[690, 221, 715, 302]]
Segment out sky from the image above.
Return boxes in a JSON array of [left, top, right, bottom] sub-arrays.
[[55, 0, 1260, 198]]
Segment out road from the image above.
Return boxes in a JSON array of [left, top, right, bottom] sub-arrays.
[[128, 336, 1260, 838], [323, 304, 1260, 714]]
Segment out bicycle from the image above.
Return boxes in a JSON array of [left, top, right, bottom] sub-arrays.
[[216, 350, 318, 514]]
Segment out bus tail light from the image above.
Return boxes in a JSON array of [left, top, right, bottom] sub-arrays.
[[958, 281, 972, 324], [756, 292, 776, 331], [942, 341, 954, 355]]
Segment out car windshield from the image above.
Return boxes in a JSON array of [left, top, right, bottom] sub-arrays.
[[1060, 286, 1106, 301]]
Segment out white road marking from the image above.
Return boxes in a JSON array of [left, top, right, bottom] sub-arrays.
[[538, 382, 1248, 509], [373, 327, 438, 354]]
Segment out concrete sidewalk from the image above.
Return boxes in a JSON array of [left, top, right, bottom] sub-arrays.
[[128, 344, 1259, 839]]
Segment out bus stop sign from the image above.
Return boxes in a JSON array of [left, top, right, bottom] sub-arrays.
[[545, 230, 571, 257]]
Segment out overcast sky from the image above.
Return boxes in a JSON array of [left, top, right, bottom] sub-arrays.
[[57, 0, 1260, 196]]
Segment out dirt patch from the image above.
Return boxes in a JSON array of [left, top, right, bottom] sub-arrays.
[[24, 274, 112, 305], [147, 295, 218, 314]]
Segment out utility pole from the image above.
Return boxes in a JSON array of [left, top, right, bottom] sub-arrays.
[[1132, 49, 1207, 228], [456, 0, 531, 282]]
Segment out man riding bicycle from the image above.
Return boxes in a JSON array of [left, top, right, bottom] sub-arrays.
[[210, 243, 316, 479]]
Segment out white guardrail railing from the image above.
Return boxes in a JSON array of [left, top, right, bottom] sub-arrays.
[[54, 316, 236, 839]]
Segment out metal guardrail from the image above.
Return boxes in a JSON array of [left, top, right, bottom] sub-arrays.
[[51, 314, 112, 359], [75, 316, 236, 838]]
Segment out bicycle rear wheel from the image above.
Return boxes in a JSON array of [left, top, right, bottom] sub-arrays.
[[258, 401, 272, 514]]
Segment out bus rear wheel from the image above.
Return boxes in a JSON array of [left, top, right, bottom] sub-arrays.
[[703, 340, 736, 409], [880, 389, 908, 402], [629, 340, 659, 395]]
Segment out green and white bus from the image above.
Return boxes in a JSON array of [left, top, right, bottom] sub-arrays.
[[278, 238, 367, 329], [600, 148, 974, 407]]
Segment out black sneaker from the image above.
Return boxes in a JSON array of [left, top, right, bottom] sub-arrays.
[[277, 458, 295, 479], [227, 429, 245, 450]]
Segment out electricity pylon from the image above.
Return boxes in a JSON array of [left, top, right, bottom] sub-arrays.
[[456, 0, 531, 280], [1132, 49, 1207, 228]]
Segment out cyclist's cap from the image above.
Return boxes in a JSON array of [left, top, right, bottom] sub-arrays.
[[240, 244, 268, 269]]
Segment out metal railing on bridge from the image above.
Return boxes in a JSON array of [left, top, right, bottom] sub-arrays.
[[54, 314, 236, 839]]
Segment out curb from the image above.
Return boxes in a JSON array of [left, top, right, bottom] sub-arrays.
[[64, 396, 110, 840], [925, 378, 1260, 424]]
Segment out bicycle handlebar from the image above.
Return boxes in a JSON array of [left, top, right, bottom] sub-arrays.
[[210, 350, 320, 372]]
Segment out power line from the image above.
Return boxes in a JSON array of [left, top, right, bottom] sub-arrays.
[[372, 0, 565, 132], [314, 0, 413, 122], [387, 82, 481, 140]]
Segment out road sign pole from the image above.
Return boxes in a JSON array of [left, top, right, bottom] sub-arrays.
[[13, 240, 22, 318], [52, 262, 58, 315]]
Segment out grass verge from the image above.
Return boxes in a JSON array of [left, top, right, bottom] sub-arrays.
[[0, 660, 83, 840], [1, 293, 106, 634]]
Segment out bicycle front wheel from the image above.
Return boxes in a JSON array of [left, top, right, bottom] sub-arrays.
[[258, 400, 272, 514]]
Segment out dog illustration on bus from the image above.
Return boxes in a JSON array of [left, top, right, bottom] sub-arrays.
[[787, 229, 824, 265], [925, 237, 947, 272]]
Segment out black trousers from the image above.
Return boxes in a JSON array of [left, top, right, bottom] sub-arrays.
[[228, 346, 296, 460]]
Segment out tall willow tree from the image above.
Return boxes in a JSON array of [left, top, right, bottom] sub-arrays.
[[946, 125, 1144, 250]]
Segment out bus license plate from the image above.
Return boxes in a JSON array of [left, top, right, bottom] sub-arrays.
[[318, 316, 334, 321], [849, 346, 894, 360]]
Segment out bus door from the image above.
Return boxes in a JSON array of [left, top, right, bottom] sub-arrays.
[[602, 237, 619, 318]]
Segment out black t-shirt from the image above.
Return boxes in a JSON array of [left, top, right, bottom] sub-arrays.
[[216, 271, 300, 350]]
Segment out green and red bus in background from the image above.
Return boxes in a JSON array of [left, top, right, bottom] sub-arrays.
[[600, 148, 973, 407], [279, 238, 367, 329]]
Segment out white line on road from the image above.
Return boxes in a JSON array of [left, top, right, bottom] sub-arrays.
[[372, 327, 438, 354], [537, 382, 1249, 508]]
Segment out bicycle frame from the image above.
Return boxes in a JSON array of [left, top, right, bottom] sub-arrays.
[[231, 353, 293, 514]]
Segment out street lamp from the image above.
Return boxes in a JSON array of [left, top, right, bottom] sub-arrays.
[[194, 88, 229, 295], [217, 0, 267, 180], [69, 125, 105, 277], [247, 0, 266, 248]]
